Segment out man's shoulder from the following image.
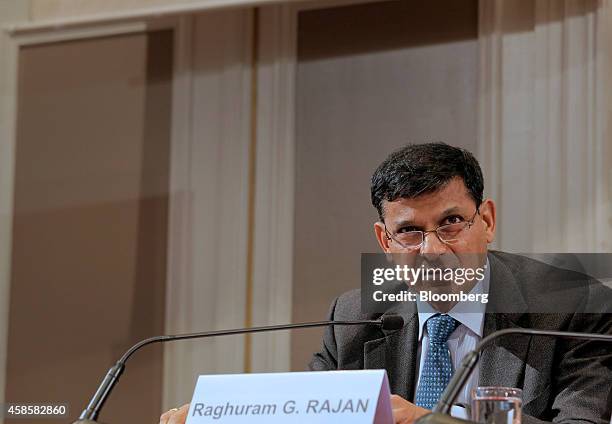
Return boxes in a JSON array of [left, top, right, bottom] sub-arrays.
[[489, 250, 553, 271], [488, 250, 590, 284], [332, 289, 372, 320], [488, 250, 612, 314]]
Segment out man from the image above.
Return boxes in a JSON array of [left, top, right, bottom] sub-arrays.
[[160, 143, 611, 424], [309, 143, 612, 424]]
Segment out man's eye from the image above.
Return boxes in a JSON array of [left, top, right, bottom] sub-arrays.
[[443, 215, 465, 225]]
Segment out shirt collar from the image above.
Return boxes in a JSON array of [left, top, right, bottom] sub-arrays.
[[416, 258, 490, 340]]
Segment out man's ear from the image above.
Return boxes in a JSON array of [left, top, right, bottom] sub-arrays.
[[374, 221, 392, 253], [479, 199, 496, 243]]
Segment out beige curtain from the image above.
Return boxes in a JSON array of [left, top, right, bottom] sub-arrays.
[[478, 0, 610, 253]]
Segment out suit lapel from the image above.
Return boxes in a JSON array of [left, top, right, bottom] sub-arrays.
[[479, 313, 531, 389], [363, 303, 419, 400], [480, 253, 534, 401]]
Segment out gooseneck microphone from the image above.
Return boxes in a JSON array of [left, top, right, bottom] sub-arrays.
[[73, 315, 404, 423], [416, 328, 612, 424]]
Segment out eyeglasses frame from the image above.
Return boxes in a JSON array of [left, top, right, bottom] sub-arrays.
[[383, 208, 480, 250]]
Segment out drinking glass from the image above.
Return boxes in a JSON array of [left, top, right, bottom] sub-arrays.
[[471, 386, 522, 424]]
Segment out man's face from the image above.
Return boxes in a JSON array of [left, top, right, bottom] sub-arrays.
[[373, 177, 496, 301]]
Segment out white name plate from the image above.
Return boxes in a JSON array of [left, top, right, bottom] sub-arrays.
[[185, 370, 393, 424]]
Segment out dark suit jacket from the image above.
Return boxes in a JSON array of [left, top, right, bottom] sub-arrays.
[[309, 251, 612, 424]]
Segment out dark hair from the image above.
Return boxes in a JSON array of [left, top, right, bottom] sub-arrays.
[[371, 142, 484, 221]]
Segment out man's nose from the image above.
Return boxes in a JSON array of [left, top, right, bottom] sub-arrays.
[[420, 231, 448, 255]]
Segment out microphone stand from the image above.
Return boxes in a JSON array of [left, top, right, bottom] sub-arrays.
[[72, 317, 404, 423], [416, 328, 612, 424]]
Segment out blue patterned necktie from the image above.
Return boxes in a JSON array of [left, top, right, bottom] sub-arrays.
[[415, 314, 460, 410]]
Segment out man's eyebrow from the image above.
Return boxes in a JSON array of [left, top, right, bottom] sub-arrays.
[[392, 219, 420, 229], [389, 206, 464, 229], [440, 206, 461, 216]]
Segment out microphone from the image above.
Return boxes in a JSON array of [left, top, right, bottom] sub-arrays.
[[416, 328, 612, 424], [73, 315, 404, 423]]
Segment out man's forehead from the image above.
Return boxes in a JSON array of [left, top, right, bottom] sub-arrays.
[[382, 179, 474, 223], [384, 200, 463, 222]]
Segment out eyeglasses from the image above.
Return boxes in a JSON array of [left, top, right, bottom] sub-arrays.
[[384, 209, 480, 250]]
